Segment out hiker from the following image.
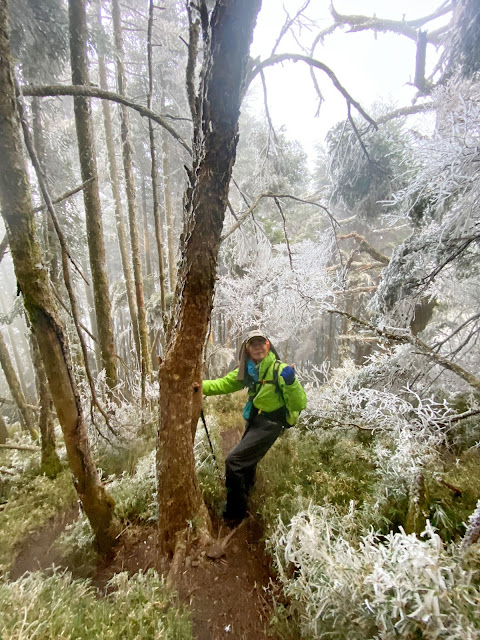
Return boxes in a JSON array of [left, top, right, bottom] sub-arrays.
[[195, 330, 307, 524]]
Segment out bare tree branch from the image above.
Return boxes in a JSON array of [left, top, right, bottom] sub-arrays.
[[221, 192, 340, 241], [32, 178, 93, 213], [274, 197, 293, 270], [337, 232, 390, 264], [0, 443, 39, 451], [271, 0, 311, 56], [248, 54, 376, 128], [259, 68, 278, 151], [376, 102, 435, 125], [22, 84, 192, 155]]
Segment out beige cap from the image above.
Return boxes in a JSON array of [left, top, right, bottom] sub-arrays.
[[245, 329, 268, 345]]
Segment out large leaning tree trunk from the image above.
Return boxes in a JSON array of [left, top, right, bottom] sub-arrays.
[[157, 0, 261, 554], [0, 0, 119, 552], [69, 0, 117, 391]]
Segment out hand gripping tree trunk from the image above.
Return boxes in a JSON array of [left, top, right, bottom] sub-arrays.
[[157, 0, 261, 554], [0, 0, 119, 552], [69, 0, 117, 391]]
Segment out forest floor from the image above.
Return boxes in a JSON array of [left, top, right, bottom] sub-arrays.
[[8, 425, 285, 640]]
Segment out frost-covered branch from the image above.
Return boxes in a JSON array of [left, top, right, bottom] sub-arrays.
[[221, 193, 339, 240], [329, 2, 452, 45], [328, 309, 480, 391]]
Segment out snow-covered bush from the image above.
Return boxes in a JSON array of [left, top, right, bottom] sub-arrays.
[[270, 504, 480, 640]]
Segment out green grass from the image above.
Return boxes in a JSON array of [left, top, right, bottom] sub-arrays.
[[0, 470, 76, 574], [0, 569, 192, 639], [252, 426, 378, 532]]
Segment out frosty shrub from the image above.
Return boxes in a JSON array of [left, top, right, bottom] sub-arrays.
[[194, 413, 225, 511], [270, 504, 480, 640], [108, 449, 157, 522], [0, 569, 192, 639], [0, 470, 76, 573]]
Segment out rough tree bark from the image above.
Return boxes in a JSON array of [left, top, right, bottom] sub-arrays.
[[0, 0, 119, 551], [157, 0, 262, 554], [69, 0, 117, 390], [0, 330, 36, 437], [111, 0, 152, 385]]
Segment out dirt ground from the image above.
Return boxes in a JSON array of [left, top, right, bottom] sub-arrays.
[[8, 426, 285, 640]]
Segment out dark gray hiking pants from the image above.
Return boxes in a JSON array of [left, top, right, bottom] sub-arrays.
[[224, 412, 284, 520]]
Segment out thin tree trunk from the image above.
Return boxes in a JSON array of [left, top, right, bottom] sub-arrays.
[[69, 0, 117, 390], [141, 175, 152, 278], [95, 1, 140, 365], [82, 260, 102, 374], [0, 292, 32, 402], [157, 0, 262, 553], [30, 331, 62, 477], [31, 97, 59, 283], [0, 330, 36, 437], [160, 107, 176, 293], [0, 411, 8, 444], [147, 1, 167, 318], [8, 319, 31, 400], [111, 0, 152, 389], [0, 2, 119, 551]]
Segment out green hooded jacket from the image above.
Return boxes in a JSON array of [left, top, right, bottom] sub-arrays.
[[202, 350, 307, 426]]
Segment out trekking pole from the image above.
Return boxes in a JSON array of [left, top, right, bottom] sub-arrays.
[[194, 386, 223, 481], [200, 408, 224, 482]]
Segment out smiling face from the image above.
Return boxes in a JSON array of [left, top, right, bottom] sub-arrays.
[[246, 337, 270, 364]]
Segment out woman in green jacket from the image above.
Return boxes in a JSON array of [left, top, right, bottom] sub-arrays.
[[199, 329, 307, 524]]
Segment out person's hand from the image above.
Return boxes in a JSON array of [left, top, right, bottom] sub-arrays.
[[280, 365, 296, 385], [193, 381, 200, 392]]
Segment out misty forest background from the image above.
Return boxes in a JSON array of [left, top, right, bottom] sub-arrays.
[[1, 0, 480, 638]]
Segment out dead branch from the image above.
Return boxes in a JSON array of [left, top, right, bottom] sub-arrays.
[[260, 68, 278, 150], [327, 260, 385, 273], [328, 309, 480, 391], [337, 232, 389, 265], [274, 197, 293, 270], [22, 84, 192, 155], [0, 443, 39, 451], [222, 192, 339, 240], [0, 396, 38, 411], [247, 54, 376, 129], [271, 0, 311, 56], [32, 179, 93, 213], [376, 102, 435, 125]]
